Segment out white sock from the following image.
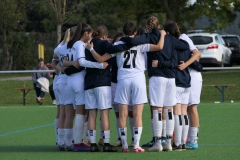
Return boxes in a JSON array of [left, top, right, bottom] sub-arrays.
[[181, 115, 189, 144], [152, 110, 162, 146], [187, 114, 191, 142], [54, 119, 58, 143], [57, 128, 65, 145], [84, 122, 88, 142], [129, 117, 134, 140], [164, 109, 174, 144], [162, 120, 166, 138], [116, 118, 120, 139], [73, 114, 85, 144], [119, 127, 128, 148], [133, 127, 143, 148], [151, 119, 154, 138], [64, 129, 73, 146], [190, 127, 198, 144], [99, 120, 103, 139], [88, 130, 96, 144], [103, 130, 110, 144], [174, 115, 183, 146]]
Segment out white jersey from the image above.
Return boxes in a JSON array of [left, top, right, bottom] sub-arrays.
[[54, 42, 68, 84], [112, 41, 150, 80], [180, 34, 202, 82]]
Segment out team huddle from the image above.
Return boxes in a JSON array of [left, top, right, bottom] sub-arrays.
[[51, 15, 202, 153]]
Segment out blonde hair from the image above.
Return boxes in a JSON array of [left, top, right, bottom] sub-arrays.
[[146, 16, 159, 32], [62, 29, 70, 44]]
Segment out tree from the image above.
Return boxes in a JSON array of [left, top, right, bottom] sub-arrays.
[[0, 0, 26, 70], [44, 0, 83, 44]]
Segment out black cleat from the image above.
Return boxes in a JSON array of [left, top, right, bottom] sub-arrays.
[[142, 137, 155, 147], [103, 144, 118, 152], [181, 144, 186, 150], [172, 143, 182, 151], [90, 144, 101, 152]]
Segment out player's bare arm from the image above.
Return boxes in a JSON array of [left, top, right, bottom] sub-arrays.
[[86, 42, 112, 63], [178, 49, 201, 70], [63, 57, 80, 68]]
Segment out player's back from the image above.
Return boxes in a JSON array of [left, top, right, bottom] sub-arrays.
[[115, 42, 149, 80]]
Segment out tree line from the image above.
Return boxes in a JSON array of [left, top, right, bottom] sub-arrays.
[[0, 0, 240, 70]]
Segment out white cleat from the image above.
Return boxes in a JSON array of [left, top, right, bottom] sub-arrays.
[[148, 144, 163, 152], [163, 143, 172, 151]]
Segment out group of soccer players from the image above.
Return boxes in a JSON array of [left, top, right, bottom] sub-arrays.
[[51, 15, 202, 153]]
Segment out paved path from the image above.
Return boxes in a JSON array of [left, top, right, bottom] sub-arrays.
[[0, 76, 32, 81]]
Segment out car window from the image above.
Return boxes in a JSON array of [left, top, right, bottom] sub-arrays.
[[215, 36, 220, 43], [189, 36, 213, 45], [222, 37, 240, 44], [219, 37, 226, 45]]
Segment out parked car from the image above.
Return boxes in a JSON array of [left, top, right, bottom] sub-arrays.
[[221, 35, 240, 64], [187, 33, 232, 67]]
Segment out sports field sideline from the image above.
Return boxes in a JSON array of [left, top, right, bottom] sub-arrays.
[[1, 102, 240, 160]]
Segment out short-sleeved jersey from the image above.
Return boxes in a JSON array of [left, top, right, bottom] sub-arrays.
[[54, 42, 68, 84], [112, 41, 150, 80], [180, 34, 203, 81]]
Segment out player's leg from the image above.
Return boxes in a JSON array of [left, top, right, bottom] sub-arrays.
[[53, 88, 60, 146], [186, 81, 202, 150], [64, 103, 75, 151], [128, 107, 134, 147], [162, 110, 166, 145]]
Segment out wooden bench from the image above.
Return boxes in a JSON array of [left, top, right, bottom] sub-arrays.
[[14, 87, 34, 105], [203, 84, 235, 102]]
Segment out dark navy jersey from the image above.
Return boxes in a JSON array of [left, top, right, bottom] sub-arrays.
[[84, 38, 129, 90], [120, 28, 189, 78], [175, 40, 191, 88]]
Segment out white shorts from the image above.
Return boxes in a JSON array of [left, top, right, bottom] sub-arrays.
[[176, 87, 190, 104], [112, 82, 133, 112], [189, 81, 202, 106], [53, 89, 60, 106], [85, 86, 112, 110], [56, 83, 68, 105], [66, 78, 85, 108], [114, 74, 147, 105], [149, 77, 176, 107], [111, 82, 118, 105]]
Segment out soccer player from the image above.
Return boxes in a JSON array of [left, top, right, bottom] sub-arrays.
[[62, 22, 108, 152], [86, 21, 165, 153], [84, 25, 130, 152]]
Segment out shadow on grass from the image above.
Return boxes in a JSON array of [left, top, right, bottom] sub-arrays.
[[0, 145, 58, 152]]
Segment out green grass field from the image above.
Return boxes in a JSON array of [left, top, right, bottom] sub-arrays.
[[0, 70, 240, 159], [0, 103, 240, 160]]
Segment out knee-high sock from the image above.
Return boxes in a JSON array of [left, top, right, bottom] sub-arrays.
[[102, 130, 110, 144], [64, 129, 73, 146], [152, 110, 162, 146], [88, 130, 96, 144], [181, 115, 189, 144], [190, 127, 199, 144], [73, 114, 85, 144], [57, 128, 65, 145], [119, 127, 128, 149], [133, 127, 143, 148], [162, 120, 166, 139], [174, 115, 183, 146], [164, 109, 174, 144]]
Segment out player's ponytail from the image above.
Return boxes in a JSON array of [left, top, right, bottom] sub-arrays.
[[67, 22, 92, 49], [163, 21, 181, 38], [92, 25, 108, 39], [146, 16, 159, 33]]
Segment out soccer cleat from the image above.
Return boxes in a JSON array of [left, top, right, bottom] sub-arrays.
[[186, 142, 198, 150], [66, 144, 73, 151], [141, 138, 155, 147], [36, 97, 40, 103], [103, 144, 118, 152], [73, 143, 90, 152], [172, 143, 182, 151], [90, 144, 101, 152], [122, 148, 129, 153], [57, 144, 65, 151], [148, 144, 163, 152], [161, 139, 166, 146], [133, 146, 145, 153], [39, 98, 44, 103], [98, 138, 104, 146], [162, 142, 172, 151], [182, 144, 186, 150], [113, 139, 122, 147]]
